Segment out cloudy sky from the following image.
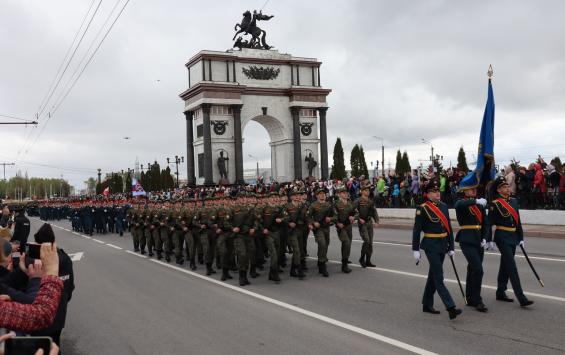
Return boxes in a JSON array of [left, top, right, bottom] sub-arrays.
[[1, 0, 564, 189]]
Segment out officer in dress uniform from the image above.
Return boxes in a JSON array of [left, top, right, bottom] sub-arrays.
[[412, 178, 462, 320], [454, 176, 489, 312], [488, 176, 533, 307]]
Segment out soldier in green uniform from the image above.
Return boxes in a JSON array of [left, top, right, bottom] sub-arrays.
[[307, 189, 334, 277], [144, 207, 154, 257], [488, 176, 533, 307], [454, 177, 489, 312], [193, 198, 217, 275], [298, 192, 310, 271], [284, 191, 306, 279], [412, 178, 462, 320], [182, 200, 198, 270], [150, 204, 164, 259], [171, 202, 185, 265], [231, 194, 254, 285], [215, 197, 234, 281], [259, 193, 286, 283], [127, 207, 141, 252], [333, 185, 355, 273], [162, 203, 175, 263], [354, 183, 379, 268]]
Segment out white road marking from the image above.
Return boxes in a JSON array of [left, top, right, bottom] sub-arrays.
[[125, 250, 147, 258], [320, 258, 565, 303], [149, 259, 436, 355], [72, 232, 81, 236], [105, 243, 122, 250], [68, 252, 84, 261], [82, 235, 92, 239], [92, 239, 105, 244]]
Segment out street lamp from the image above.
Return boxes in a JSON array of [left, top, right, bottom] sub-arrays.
[[373, 136, 385, 177], [248, 154, 259, 181], [167, 155, 184, 187]]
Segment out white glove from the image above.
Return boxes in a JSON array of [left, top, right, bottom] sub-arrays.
[[488, 241, 496, 251], [413, 250, 421, 261], [519, 240, 525, 247], [447, 250, 455, 258], [480, 239, 487, 249], [475, 198, 487, 207]]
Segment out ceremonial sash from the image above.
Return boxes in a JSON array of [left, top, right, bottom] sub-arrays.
[[469, 205, 483, 224], [423, 201, 451, 233], [495, 198, 520, 224]]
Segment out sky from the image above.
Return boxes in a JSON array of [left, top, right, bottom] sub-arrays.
[[1, 0, 564, 189]]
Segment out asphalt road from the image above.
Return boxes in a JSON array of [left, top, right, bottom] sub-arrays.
[[28, 217, 565, 355]]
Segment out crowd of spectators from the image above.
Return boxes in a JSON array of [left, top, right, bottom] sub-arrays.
[[0, 205, 73, 355]]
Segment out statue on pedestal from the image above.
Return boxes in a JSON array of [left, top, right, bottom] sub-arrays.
[[217, 151, 229, 184], [305, 152, 317, 177]]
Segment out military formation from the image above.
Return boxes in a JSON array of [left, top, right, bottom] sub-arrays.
[[124, 184, 379, 286], [412, 175, 533, 320]]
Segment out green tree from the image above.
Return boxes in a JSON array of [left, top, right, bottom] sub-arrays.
[[395, 150, 403, 175], [457, 146, 469, 173], [402, 151, 411, 175], [125, 172, 132, 193], [330, 138, 347, 180], [350, 144, 361, 177], [151, 162, 161, 191], [358, 145, 369, 177]]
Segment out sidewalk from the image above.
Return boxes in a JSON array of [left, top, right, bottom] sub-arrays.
[[378, 218, 565, 239]]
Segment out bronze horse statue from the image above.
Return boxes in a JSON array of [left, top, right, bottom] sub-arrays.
[[233, 10, 273, 49]]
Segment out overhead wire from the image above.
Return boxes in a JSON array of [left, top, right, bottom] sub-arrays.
[[25, 0, 131, 155]]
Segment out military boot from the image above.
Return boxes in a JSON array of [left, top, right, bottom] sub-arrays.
[[317, 262, 324, 275], [221, 268, 233, 281], [140, 249, 146, 255], [290, 265, 298, 277], [165, 254, 171, 263], [157, 252, 163, 260], [206, 263, 216, 276], [301, 259, 308, 271], [268, 268, 281, 283], [358, 253, 367, 268], [198, 253, 204, 264], [320, 262, 329, 277], [176, 257, 184, 266], [365, 254, 376, 267], [242, 270, 250, 286], [297, 265, 306, 280], [189, 259, 197, 271], [341, 259, 352, 273], [239, 271, 247, 286], [250, 265, 260, 278]]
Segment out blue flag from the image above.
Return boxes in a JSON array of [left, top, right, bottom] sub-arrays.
[[459, 78, 496, 190]]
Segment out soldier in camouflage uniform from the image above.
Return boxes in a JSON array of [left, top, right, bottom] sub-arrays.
[[307, 189, 334, 277], [258, 193, 286, 283], [215, 197, 234, 281], [193, 198, 217, 275], [284, 191, 306, 279], [354, 184, 380, 268], [231, 194, 255, 285], [333, 186, 355, 273]]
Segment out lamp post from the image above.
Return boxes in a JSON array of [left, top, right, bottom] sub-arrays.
[[373, 136, 385, 177], [167, 155, 184, 188], [248, 154, 259, 181], [421, 138, 434, 164]]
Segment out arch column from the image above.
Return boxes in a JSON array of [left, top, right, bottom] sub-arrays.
[[290, 106, 302, 180], [318, 107, 329, 180], [184, 111, 196, 186], [232, 104, 244, 184], [201, 103, 214, 186]]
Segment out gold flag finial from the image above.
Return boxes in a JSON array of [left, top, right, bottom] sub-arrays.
[[487, 64, 494, 79]]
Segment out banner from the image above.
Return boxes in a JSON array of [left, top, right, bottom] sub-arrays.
[[131, 178, 146, 197]]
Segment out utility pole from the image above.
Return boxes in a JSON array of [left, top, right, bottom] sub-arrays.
[[97, 169, 102, 184], [0, 162, 15, 180], [373, 136, 385, 177], [167, 155, 184, 188]]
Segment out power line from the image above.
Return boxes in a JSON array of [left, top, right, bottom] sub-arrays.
[[0, 113, 32, 121], [52, 0, 129, 114], [36, 0, 103, 119], [26, 0, 131, 153]]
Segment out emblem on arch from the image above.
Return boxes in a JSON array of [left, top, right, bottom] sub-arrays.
[[299, 122, 314, 136], [211, 120, 229, 135]]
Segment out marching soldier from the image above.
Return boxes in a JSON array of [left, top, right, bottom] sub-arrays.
[[258, 193, 286, 283], [215, 198, 234, 281], [231, 194, 255, 285], [193, 198, 217, 275], [333, 185, 354, 273], [307, 189, 334, 277], [284, 191, 306, 279], [488, 176, 533, 307], [354, 183, 379, 267], [128, 207, 141, 253], [454, 178, 489, 312], [412, 178, 462, 320], [171, 202, 185, 265]]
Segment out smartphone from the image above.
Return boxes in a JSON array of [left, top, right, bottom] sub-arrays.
[[26, 243, 41, 259], [5, 336, 52, 355], [11, 251, 21, 266]]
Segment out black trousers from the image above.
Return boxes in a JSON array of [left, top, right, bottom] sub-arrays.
[[495, 240, 527, 303], [460, 243, 484, 305]]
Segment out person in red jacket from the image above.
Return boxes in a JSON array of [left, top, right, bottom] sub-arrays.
[[532, 163, 547, 208], [0, 242, 62, 333]]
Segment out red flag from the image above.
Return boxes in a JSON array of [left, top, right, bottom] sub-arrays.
[[103, 187, 110, 197]]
